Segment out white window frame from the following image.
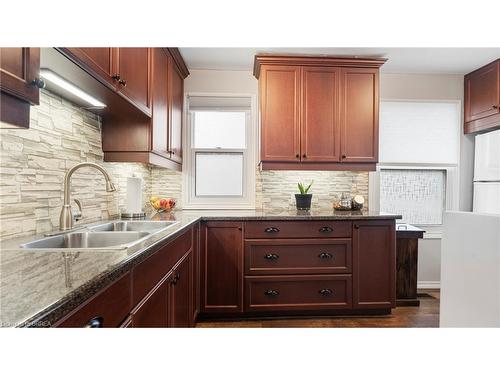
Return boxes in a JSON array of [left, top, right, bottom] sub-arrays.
[[182, 92, 257, 209], [369, 99, 462, 237]]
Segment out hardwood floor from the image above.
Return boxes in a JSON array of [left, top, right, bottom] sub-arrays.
[[196, 291, 440, 328]]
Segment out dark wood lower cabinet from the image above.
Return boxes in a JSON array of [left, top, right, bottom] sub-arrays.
[[131, 273, 171, 328], [245, 274, 352, 312], [201, 222, 244, 314], [352, 220, 396, 309], [55, 219, 396, 327], [170, 251, 193, 327]]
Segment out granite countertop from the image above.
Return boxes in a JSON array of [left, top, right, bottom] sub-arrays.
[[0, 209, 401, 327]]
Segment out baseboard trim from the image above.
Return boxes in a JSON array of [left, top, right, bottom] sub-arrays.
[[418, 281, 441, 289]]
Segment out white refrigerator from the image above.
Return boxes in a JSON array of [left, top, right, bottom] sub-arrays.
[[473, 129, 500, 214]]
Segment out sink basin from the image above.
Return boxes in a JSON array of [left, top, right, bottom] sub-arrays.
[[88, 221, 177, 233], [20, 231, 150, 250]]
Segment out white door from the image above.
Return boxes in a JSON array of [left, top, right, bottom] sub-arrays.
[[474, 129, 500, 181], [473, 182, 500, 214]]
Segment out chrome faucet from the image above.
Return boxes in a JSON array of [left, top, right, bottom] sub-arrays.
[[59, 162, 116, 230]]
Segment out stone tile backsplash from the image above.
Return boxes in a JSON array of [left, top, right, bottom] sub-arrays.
[[0, 90, 368, 240], [255, 169, 369, 211], [0, 90, 180, 240]]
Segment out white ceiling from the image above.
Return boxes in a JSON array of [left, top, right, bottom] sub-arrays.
[[179, 48, 500, 75]]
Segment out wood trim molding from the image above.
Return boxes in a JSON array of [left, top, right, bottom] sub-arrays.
[[261, 161, 377, 171], [254, 54, 387, 78], [103, 151, 182, 171], [166, 48, 190, 79], [464, 112, 500, 134]]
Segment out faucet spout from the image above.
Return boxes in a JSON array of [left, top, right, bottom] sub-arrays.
[[59, 162, 116, 230]]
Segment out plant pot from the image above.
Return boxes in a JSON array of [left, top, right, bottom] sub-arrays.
[[295, 194, 312, 210]]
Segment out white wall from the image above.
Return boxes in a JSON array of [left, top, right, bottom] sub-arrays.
[[381, 73, 474, 288], [185, 69, 257, 94]]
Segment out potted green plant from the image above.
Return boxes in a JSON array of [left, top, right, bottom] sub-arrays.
[[295, 180, 314, 210]]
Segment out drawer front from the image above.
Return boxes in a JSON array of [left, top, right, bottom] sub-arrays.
[[245, 221, 351, 239], [245, 239, 352, 275], [56, 272, 131, 328], [132, 228, 192, 305], [245, 275, 352, 311]]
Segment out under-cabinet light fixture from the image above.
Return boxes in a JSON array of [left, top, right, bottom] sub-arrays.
[[39, 69, 106, 108]]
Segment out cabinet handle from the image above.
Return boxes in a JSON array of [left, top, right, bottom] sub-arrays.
[[264, 227, 280, 233], [264, 289, 279, 297], [318, 252, 333, 260], [341, 155, 346, 159], [493, 105, 499, 109], [264, 253, 279, 260], [171, 273, 180, 285], [319, 288, 333, 296], [84, 317, 103, 328], [118, 79, 127, 87], [31, 77, 46, 89], [295, 154, 300, 159], [319, 226, 333, 233], [354, 224, 360, 229], [112, 74, 121, 81], [302, 154, 307, 158]]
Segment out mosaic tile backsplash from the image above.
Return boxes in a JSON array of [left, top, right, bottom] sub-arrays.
[[0, 90, 181, 240]]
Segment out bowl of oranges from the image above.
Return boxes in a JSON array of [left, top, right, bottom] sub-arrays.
[[149, 196, 176, 213]]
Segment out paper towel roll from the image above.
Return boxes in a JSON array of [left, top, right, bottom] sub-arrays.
[[126, 176, 143, 214]]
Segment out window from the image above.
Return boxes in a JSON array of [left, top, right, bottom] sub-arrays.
[[380, 169, 446, 225], [183, 94, 256, 209], [371, 100, 461, 229]]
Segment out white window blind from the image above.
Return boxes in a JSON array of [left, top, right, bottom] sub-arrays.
[[379, 101, 460, 164]]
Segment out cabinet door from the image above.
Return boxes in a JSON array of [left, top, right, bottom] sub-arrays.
[[191, 223, 200, 324], [201, 222, 244, 313], [0, 47, 40, 104], [65, 48, 117, 87], [465, 61, 499, 123], [340, 68, 379, 163], [260, 65, 301, 162], [170, 251, 193, 327], [131, 274, 171, 328], [116, 48, 152, 115], [301, 67, 341, 162], [352, 220, 396, 309], [168, 57, 184, 164], [151, 48, 169, 155]]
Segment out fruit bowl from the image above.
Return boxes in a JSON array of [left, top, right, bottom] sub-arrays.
[[149, 196, 176, 213]]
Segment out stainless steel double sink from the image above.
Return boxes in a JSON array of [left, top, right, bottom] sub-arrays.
[[20, 220, 178, 250]]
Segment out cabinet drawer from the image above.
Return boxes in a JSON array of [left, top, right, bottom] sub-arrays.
[[132, 228, 192, 305], [56, 272, 131, 328], [245, 274, 352, 311], [245, 239, 351, 275], [245, 221, 351, 239]]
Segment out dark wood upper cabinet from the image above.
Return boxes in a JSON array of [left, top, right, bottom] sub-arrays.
[[340, 68, 379, 163], [260, 65, 301, 162], [95, 47, 189, 171], [301, 66, 341, 162], [168, 59, 184, 164], [116, 48, 152, 115], [151, 48, 170, 156], [0, 47, 41, 128], [352, 220, 396, 310], [464, 59, 499, 134], [254, 55, 385, 171], [63, 48, 117, 87], [201, 221, 244, 314]]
